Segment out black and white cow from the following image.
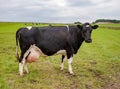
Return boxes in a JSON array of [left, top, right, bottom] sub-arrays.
[[16, 23, 98, 76]]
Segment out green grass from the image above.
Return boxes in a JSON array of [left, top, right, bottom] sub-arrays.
[[0, 22, 120, 89]]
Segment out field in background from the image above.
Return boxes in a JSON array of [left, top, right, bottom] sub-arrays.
[[0, 22, 120, 89], [98, 23, 120, 27], [98, 23, 120, 30]]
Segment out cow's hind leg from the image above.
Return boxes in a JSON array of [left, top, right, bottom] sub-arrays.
[[19, 59, 25, 76], [60, 55, 67, 70], [19, 50, 29, 76], [19, 59, 29, 76], [24, 63, 29, 74]]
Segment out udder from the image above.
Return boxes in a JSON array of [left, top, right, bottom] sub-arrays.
[[26, 50, 40, 63]]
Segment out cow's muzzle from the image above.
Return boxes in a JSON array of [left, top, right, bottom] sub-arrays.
[[85, 39, 92, 43]]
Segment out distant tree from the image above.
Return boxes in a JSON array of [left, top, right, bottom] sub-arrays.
[[95, 19, 120, 23], [49, 24, 52, 26], [74, 22, 81, 24]]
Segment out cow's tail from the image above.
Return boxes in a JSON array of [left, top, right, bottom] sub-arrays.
[[16, 30, 20, 61]]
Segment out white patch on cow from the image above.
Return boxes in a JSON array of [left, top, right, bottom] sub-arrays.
[[86, 25, 90, 27], [68, 57, 73, 74], [66, 25, 69, 32], [55, 50, 66, 55], [26, 26, 32, 30]]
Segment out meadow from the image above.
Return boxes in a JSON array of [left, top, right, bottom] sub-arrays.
[[0, 22, 120, 89]]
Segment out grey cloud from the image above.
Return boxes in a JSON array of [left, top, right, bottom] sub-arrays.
[[66, 0, 93, 7]]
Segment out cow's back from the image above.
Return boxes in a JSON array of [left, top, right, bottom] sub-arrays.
[[17, 26, 72, 56]]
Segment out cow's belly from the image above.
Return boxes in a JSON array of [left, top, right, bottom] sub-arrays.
[[25, 44, 66, 63]]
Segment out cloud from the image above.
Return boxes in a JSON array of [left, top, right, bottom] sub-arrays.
[[0, 0, 119, 23]]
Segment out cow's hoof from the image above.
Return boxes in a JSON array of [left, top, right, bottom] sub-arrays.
[[19, 73, 23, 77], [69, 72, 74, 75], [60, 67, 64, 70], [24, 71, 29, 74]]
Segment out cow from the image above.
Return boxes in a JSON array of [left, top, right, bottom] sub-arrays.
[[16, 23, 98, 76]]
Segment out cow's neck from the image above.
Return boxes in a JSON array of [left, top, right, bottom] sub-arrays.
[[77, 31, 84, 48], [73, 28, 84, 54]]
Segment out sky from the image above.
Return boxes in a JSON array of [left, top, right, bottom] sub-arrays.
[[0, 0, 119, 23]]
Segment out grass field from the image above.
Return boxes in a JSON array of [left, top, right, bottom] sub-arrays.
[[0, 22, 120, 89]]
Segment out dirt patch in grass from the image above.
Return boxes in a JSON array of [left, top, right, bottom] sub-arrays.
[[103, 72, 120, 89], [104, 82, 120, 89]]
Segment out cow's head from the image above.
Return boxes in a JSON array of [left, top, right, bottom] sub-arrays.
[[77, 23, 98, 43]]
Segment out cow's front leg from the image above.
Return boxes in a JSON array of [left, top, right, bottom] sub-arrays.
[[68, 57, 74, 74], [60, 55, 67, 70]]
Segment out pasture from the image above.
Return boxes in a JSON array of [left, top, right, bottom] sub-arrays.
[[0, 22, 120, 89]]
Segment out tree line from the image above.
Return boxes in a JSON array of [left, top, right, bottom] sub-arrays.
[[95, 19, 120, 23]]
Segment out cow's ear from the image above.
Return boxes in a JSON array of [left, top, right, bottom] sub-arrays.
[[92, 25, 99, 29], [77, 25, 82, 29]]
